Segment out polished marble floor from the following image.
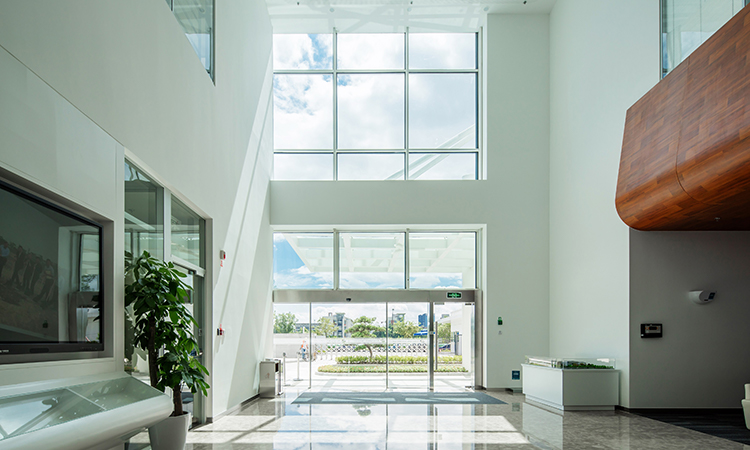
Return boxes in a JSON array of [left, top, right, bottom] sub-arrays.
[[129, 388, 750, 449]]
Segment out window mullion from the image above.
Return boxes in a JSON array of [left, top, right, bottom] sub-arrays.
[[333, 229, 340, 290], [405, 27, 410, 180], [405, 229, 410, 289], [333, 28, 339, 181]]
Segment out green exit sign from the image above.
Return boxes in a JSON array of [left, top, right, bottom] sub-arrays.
[[446, 292, 462, 299]]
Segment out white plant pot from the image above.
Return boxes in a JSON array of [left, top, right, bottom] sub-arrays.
[[148, 412, 191, 450]]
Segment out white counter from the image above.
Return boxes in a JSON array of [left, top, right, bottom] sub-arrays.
[[521, 364, 619, 411]]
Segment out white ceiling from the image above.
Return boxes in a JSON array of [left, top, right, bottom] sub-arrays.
[[267, 0, 557, 33]]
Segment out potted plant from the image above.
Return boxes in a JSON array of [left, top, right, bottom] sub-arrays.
[[125, 251, 209, 450]]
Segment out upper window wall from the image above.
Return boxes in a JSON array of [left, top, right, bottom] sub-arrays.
[[166, 0, 214, 78], [273, 230, 477, 290], [272, 32, 479, 181], [662, 0, 747, 77]]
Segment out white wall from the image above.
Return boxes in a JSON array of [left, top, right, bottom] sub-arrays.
[[548, 0, 659, 407], [0, 43, 123, 383], [0, 0, 274, 418], [270, 14, 550, 389], [630, 231, 750, 408]]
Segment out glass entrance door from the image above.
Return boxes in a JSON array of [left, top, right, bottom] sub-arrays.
[[386, 302, 429, 390], [433, 302, 474, 391], [272, 290, 477, 392], [177, 267, 205, 427], [310, 303, 387, 391]]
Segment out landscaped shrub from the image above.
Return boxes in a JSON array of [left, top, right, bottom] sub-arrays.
[[334, 355, 462, 365], [317, 364, 468, 373]]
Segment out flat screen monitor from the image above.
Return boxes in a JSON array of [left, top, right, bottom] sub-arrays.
[[0, 180, 103, 355]]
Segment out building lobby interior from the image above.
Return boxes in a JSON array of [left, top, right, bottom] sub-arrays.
[[2, 0, 750, 449]]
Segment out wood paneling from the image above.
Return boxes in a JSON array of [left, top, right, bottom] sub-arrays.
[[616, 7, 750, 230]]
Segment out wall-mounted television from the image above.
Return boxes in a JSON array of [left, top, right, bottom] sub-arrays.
[[0, 180, 104, 356]]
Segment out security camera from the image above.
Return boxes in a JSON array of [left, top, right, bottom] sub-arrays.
[[689, 290, 716, 304], [346, 297, 352, 302]]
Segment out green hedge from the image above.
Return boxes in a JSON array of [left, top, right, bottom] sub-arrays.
[[335, 355, 462, 365], [317, 364, 468, 373]]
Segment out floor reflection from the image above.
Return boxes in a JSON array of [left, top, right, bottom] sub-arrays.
[[127, 388, 750, 450]]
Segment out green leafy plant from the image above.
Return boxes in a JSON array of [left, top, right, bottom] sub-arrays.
[[317, 364, 468, 373], [335, 355, 462, 365], [437, 322, 451, 339], [348, 316, 385, 358], [125, 251, 209, 417], [314, 316, 338, 337], [391, 320, 421, 338], [274, 312, 297, 334]]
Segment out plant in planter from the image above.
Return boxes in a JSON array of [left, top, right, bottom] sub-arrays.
[[348, 316, 384, 358], [125, 251, 209, 449]]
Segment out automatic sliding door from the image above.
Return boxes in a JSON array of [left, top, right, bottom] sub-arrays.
[[272, 303, 310, 386], [386, 302, 429, 390], [433, 302, 474, 391], [273, 289, 478, 392], [310, 303, 386, 391]]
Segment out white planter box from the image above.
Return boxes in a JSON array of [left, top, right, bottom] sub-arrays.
[[521, 364, 619, 411]]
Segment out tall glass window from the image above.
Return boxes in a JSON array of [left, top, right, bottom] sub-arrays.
[[171, 196, 205, 268], [165, 0, 214, 78], [124, 162, 164, 261], [272, 31, 479, 180], [662, 0, 748, 77], [124, 161, 206, 403]]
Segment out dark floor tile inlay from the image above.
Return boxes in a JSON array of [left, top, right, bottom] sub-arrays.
[[631, 409, 750, 445]]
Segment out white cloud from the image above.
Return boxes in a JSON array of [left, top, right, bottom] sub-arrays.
[[273, 268, 333, 289], [337, 34, 404, 70], [408, 33, 475, 70], [273, 34, 332, 70], [274, 74, 333, 150], [409, 73, 476, 149], [337, 74, 404, 150]]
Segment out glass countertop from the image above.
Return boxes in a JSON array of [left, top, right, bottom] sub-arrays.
[[0, 377, 161, 441]]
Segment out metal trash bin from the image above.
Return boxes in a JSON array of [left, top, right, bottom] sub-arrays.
[[259, 359, 283, 397]]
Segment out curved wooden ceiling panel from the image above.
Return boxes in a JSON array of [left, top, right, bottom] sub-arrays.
[[616, 7, 750, 231]]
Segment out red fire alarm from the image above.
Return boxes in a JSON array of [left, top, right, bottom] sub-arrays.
[[217, 324, 225, 336]]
